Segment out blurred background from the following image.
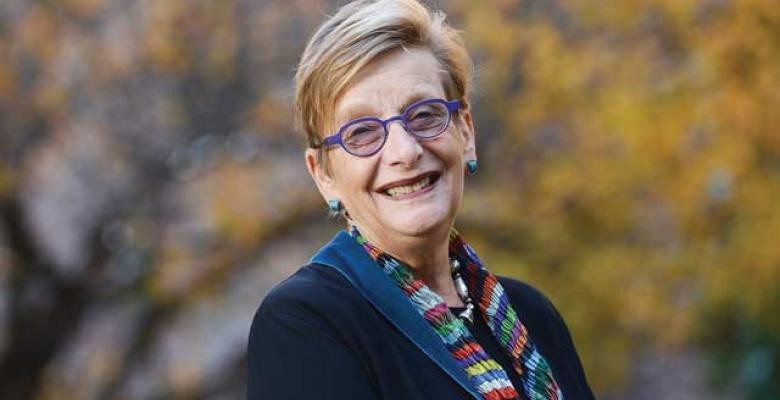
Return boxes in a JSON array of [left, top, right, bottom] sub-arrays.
[[1, 0, 778, 399]]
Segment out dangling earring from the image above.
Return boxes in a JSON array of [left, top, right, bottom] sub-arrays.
[[327, 199, 343, 218], [466, 159, 478, 175]]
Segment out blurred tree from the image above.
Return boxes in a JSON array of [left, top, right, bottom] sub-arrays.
[[0, 0, 331, 398]]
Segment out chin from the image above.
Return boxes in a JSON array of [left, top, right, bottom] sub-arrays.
[[383, 203, 457, 238]]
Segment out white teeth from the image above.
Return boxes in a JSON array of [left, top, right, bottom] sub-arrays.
[[385, 176, 432, 197]]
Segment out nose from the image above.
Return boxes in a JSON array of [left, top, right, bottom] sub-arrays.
[[382, 119, 422, 168]]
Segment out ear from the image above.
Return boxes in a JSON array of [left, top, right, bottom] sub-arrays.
[[457, 108, 477, 161], [305, 148, 338, 203]]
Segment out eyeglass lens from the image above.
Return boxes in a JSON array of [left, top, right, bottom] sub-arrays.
[[341, 100, 451, 156]]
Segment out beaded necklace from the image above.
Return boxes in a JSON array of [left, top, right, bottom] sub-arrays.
[[350, 226, 563, 400]]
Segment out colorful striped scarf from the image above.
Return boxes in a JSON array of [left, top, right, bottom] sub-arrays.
[[350, 227, 563, 400]]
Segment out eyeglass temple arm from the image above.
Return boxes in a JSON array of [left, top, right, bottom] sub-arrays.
[[317, 134, 342, 148]]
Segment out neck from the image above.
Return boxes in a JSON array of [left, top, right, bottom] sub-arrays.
[[352, 222, 463, 306]]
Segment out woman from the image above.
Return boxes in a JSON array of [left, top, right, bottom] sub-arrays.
[[248, 1, 594, 399]]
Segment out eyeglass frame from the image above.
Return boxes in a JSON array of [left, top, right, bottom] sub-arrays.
[[314, 98, 462, 157]]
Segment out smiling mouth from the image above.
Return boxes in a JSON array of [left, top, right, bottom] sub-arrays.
[[381, 173, 440, 198]]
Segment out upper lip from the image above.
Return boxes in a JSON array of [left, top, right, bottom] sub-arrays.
[[376, 171, 440, 193]]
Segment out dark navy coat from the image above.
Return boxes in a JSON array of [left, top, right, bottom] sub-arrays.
[[248, 231, 594, 399]]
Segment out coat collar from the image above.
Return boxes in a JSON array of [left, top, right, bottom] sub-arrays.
[[310, 230, 481, 399]]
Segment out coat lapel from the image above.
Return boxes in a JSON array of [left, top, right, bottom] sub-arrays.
[[310, 230, 481, 399]]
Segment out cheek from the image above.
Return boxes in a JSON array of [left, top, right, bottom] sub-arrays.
[[440, 140, 466, 188], [332, 158, 375, 195], [436, 137, 466, 167]]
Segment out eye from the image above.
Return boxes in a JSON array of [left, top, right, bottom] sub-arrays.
[[410, 107, 444, 120], [343, 120, 383, 147], [350, 126, 372, 136], [406, 103, 448, 132], [410, 110, 434, 119]]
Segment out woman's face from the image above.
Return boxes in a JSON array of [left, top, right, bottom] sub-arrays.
[[306, 47, 476, 248]]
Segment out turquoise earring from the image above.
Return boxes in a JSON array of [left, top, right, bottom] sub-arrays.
[[466, 160, 478, 175], [328, 199, 342, 218]]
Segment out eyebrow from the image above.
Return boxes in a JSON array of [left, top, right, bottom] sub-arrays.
[[337, 92, 438, 123]]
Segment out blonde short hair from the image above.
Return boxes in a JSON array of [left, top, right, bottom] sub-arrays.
[[295, 0, 473, 150]]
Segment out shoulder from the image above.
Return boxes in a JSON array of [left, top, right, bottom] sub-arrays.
[[247, 265, 381, 399], [496, 276, 568, 333], [497, 276, 557, 316], [250, 263, 371, 340], [256, 263, 366, 318], [248, 263, 370, 360], [496, 276, 596, 398]]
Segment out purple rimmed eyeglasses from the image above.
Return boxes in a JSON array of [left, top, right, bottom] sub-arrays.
[[315, 98, 462, 157]]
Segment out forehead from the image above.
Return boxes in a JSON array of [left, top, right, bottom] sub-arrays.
[[333, 48, 445, 125]]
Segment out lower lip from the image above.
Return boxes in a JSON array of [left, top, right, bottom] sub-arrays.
[[382, 177, 439, 201]]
